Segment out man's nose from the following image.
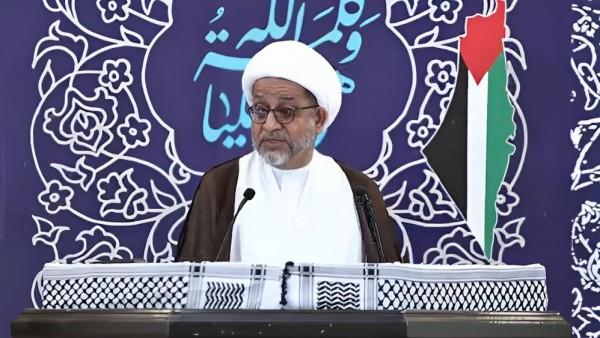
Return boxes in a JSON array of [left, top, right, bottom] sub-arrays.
[[262, 111, 282, 131]]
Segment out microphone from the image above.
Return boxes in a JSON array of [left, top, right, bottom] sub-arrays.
[[353, 186, 386, 263], [215, 188, 256, 261]]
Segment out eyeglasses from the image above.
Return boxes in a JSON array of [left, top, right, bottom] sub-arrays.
[[246, 104, 319, 124]]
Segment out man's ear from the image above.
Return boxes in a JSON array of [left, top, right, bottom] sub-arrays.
[[315, 107, 328, 134]]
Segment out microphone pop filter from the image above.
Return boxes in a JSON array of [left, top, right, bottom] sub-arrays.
[[243, 188, 256, 200]]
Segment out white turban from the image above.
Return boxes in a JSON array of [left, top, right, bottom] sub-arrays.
[[241, 40, 342, 129]]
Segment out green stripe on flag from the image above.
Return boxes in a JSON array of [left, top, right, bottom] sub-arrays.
[[484, 53, 516, 256]]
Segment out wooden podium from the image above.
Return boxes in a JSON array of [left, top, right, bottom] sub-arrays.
[[12, 309, 570, 338]]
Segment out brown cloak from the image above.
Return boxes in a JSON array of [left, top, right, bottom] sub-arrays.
[[177, 157, 403, 263]]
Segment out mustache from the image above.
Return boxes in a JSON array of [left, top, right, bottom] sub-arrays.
[[258, 132, 291, 145]]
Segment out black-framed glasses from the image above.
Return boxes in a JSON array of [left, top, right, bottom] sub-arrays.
[[246, 104, 319, 124]]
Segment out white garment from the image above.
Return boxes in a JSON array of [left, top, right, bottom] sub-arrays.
[[230, 150, 362, 265]]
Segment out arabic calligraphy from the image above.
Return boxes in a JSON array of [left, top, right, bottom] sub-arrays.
[[194, 0, 380, 148]]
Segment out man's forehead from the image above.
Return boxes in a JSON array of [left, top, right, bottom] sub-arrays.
[[252, 78, 307, 99]]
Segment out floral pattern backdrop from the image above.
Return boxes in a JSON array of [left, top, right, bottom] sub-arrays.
[[0, 0, 587, 337]]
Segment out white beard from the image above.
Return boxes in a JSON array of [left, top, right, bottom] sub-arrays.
[[254, 120, 316, 167]]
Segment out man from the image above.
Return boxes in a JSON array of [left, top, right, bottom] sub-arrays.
[[177, 40, 402, 265]]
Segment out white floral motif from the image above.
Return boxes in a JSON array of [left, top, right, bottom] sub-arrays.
[[96, 0, 131, 23], [407, 115, 437, 148], [51, 157, 97, 191], [493, 218, 526, 263], [43, 88, 118, 157], [97, 169, 149, 220], [425, 60, 456, 95], [571, 6, 600, 323], [38, 180, 74, 214], [580, 201, 600, 226], [63, 225, 133, 263], [29, 0, 177, 309], [423, 227, 488, 264], [31, 216, 69, 252], [428, 0, 463, 24], [583, 245, 600, 292], [99, 59, 133, 93], [407, 170, 458, 220], [117, 114, 151, 148], [574, 15, 599, 38], [572, 201, 600, 295], [572, 287, 600, 338], [496, 182, 520, 216]]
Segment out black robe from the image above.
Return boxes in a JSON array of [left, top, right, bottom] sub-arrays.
[[177, 157, 403, 263]]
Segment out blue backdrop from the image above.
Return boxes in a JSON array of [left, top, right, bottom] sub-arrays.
[[0, 1, 592, 337]]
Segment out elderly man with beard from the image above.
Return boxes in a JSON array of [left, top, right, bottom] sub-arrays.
[[177, 41, 402, 265]]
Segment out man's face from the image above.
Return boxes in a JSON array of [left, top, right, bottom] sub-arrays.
[[250, 77, 326, 169]]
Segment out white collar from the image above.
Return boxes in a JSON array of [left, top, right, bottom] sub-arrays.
[[230, 150, 362, 265]]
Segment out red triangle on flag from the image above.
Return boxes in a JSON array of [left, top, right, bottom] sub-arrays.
[[460, 0, 506, 85]]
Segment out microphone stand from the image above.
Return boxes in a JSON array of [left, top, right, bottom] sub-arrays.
[[353, 186, 386, 263], [215, 188, 256, 261]]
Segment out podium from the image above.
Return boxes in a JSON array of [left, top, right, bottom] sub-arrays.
[[12, 309, 570, 338], [23, 262, 567, 336]]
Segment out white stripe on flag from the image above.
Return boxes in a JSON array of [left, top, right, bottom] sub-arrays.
[[467, 71, 488, 251]]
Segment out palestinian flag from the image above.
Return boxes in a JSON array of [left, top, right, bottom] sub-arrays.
[[424, 0, 516, 257]]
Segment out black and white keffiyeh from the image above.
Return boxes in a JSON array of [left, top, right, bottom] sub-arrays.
[[41, 262, 548, 312]]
